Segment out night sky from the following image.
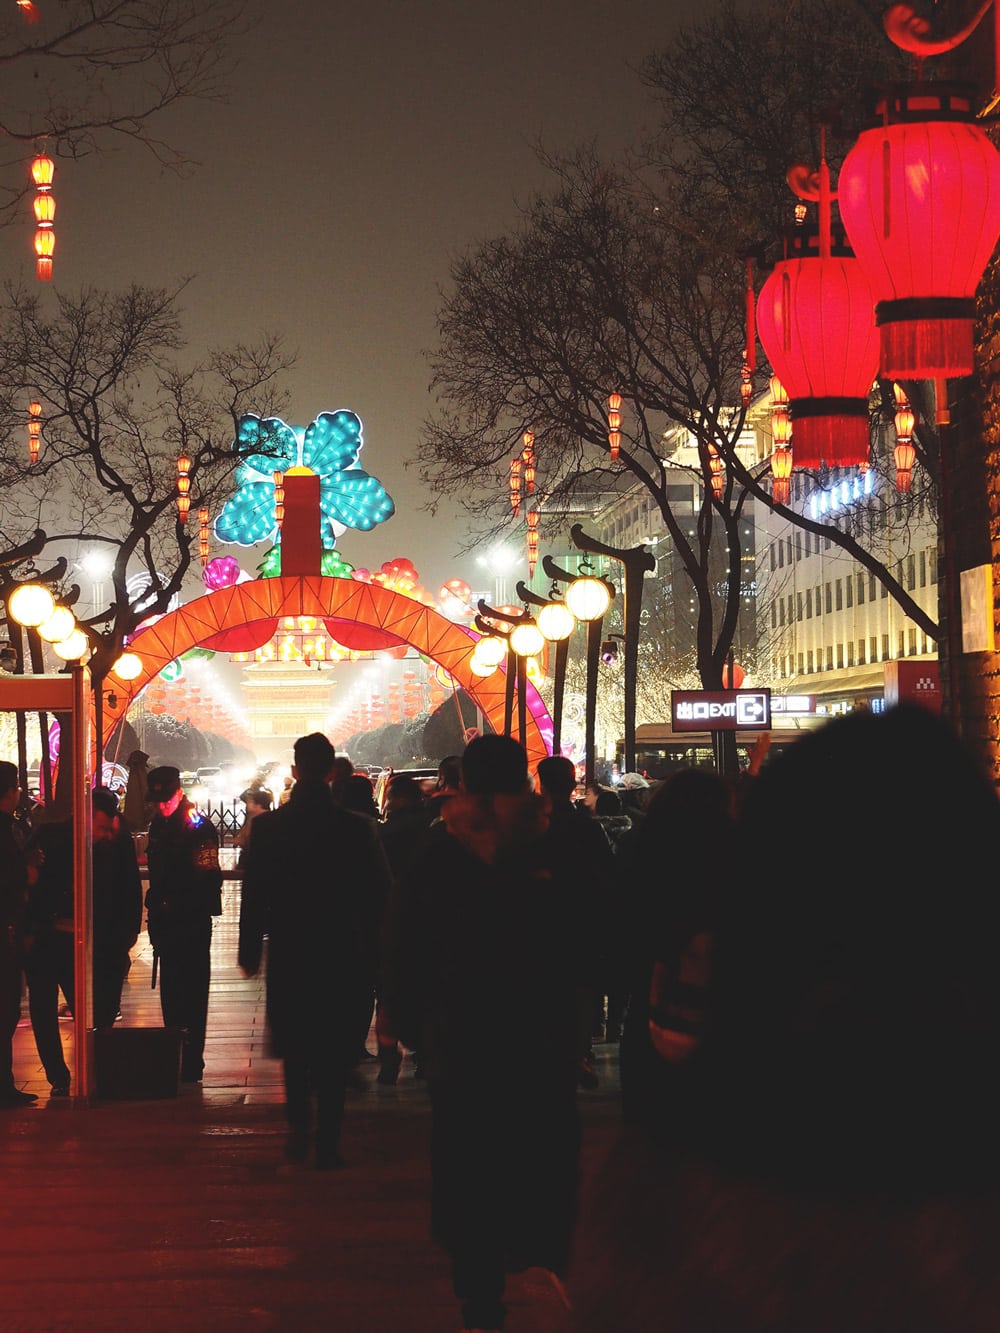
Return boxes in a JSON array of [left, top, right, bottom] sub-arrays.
[[3, 0, 702, 596]]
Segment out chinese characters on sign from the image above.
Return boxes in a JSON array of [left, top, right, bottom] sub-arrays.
[[671, 689, 772, 732]]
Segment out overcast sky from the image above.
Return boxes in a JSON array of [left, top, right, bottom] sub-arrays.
[[3, 0, 702, 597]]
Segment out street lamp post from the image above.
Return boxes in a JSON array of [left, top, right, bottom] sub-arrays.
[[516, 577, 576, 756], [474, 600, 539, 748], [544, 554, 616, 788], [568, 524, 655, 777]]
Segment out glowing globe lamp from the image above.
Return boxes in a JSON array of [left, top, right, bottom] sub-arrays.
[[469, 643, 501, 677], [111, 651, 143, 682], [37, 606, 77, 643], [9, 582, 55, 627], [474, 634, 508, 669], [839, 84, 1000, 380], [756, 224, 878, 468], [52, 629, 88, 662], [509, 619, 545, 658], [537, 599, 575, 642], [565, 573, 612, 623]]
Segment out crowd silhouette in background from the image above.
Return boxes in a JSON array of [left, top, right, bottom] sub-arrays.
[[3, 703, 1000, 1330]]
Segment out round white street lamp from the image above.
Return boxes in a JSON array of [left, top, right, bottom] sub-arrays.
[[51, 629, 89, 662], [37, 606, 77, 643], [509, 618, 545, 658], [537, 598, 575, 642], [8, 583, 56, 628]]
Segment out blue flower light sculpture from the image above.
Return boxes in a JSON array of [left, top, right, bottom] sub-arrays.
[[214, 411, 395, 568]]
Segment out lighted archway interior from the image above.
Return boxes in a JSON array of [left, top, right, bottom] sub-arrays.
[[103, 576, 551, 768]]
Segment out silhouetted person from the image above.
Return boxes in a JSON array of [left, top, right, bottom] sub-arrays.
[[145, 765, 223, 1083], [384, 734, 580, 1332], [536, 754, 611, 1090], [238, 732, 391, 1169], [375, 773, 434, 1085], [91, 786, 143, 1027], [0, 760, 37, 1107], [234, 786, 272, 861], [614, 766, 734, 1127], [23, 810, 75, 1093], [570, 705, 1000, 1332]]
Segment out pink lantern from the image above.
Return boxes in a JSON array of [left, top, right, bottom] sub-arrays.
[[203, 556, 241, 590]]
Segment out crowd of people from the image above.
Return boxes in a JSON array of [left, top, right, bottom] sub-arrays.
[[4, 704, 1000, 1331]]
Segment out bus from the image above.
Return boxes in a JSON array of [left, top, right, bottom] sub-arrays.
[[616, 719, 826, 780]]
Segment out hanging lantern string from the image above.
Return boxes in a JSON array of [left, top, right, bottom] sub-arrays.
[[745, 257, 756, 373]]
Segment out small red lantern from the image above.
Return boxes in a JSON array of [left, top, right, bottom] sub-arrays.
[[176, 453, 192, 524], [893, 383, 917, 493], [839, 84, 1000, 380], [273, 470, 285, 529], [521, 431, 536, 494], [607, 392, 622, 462], [509, 457, 522, 516], [771, 444, 793, 505], [526, 508, 539, 578], [27, 400, 42, 464], [706, 444, 725, 500], [30, 152, 55, 281], [198, 508, 210, 566], [757, 222, 878, 468], [722, 661, 746, 689]]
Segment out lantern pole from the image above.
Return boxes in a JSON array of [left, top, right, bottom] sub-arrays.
[[475, 600, 532, 742], [569, 525, 655, 777], [517, 577, 571, 756]]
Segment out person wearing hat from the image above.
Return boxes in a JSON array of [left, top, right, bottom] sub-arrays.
[[233, 787, 272, 860], [144, 765, 223, 1083]]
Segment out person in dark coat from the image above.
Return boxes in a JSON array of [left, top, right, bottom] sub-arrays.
[[23, 812, 75, 1093], [536, 754, 612, 1090], [238, 731, 392, 1169], [383, 734, 581, 1333], [570, 705, 1000, 1333], [374, 772, 435, 1085], [145, 765, 223, 1084], [0, 760, 37, 1107], [91, 786, 144, 1027]]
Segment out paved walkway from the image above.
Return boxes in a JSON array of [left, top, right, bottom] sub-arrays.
[[2, 854, 623, 1331]]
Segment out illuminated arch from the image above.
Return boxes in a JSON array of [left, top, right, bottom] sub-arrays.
[[103, 576, 551, 768]]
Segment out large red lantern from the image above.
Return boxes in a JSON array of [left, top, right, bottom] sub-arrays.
[[756, 223, 878, 468], [839, 84, 1000, 380]]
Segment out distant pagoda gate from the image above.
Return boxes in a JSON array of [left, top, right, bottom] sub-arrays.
[[100, 475, 551, 767]]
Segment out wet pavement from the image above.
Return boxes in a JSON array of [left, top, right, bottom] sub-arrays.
[[1, 855, 622, 1331]]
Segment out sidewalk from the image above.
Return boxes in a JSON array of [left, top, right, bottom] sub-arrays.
[[1, 858, 623, 1331]]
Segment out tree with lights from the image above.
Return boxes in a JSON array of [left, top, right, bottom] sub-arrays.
[[1, 0, 249, 229]]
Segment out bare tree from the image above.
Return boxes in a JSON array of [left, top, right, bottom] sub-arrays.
[[419, 145, 934, 712], [0, 279, 294, 749], [1, 0, 250, 224]]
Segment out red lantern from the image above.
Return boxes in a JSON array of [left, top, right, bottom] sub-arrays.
[[722, 661, 746, 689], [839, 84, 1000, 380], [273, 470, 285, 528], [509, 457, 522, 516], [27, 400, 42, 465], [706, 444, 724, 500], [198, 509, 210, 566], [521, 431, 536, 493], [771, 444, 793, 505], [30, 153, 55, 281], [176, 453, 191, 524], [607, 392, 622, 462], [756, 223, 878, 468]]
